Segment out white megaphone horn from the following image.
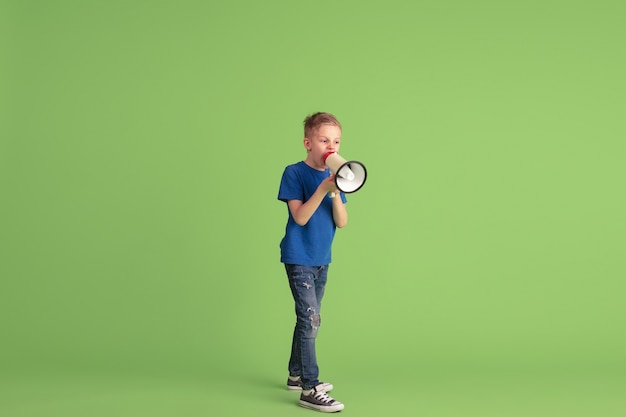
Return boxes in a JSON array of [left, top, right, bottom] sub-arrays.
[[323, 152, 367, 197]]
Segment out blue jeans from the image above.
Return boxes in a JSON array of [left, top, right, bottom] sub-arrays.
[[285, 264, 329, 390]]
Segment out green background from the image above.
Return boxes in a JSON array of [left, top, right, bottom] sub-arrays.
[[2, 1, 625, 416]]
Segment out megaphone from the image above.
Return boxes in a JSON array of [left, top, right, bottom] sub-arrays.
[[323, 152, 367, 197]]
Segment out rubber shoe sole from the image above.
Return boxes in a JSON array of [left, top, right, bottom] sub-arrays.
[[299, 389, 344, 413], [299, 399, 344, 413]]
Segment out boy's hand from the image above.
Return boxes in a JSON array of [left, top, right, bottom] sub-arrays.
[[319, 175, 339, 194]]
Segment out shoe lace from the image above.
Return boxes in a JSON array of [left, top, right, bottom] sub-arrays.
[[313, 390, 335, 404]]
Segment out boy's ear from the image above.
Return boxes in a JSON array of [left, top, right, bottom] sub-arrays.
[[303, 137, 312, 151]]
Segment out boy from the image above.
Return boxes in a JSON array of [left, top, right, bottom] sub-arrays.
[[278, 112, 348, 413]]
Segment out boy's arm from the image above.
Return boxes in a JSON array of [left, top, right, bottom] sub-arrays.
[[332, 193, 348, 228], [287, 189, 326, 226], [288, 175, 346, 227]]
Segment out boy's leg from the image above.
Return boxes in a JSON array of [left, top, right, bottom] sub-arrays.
[[314, 265, 328, 312], [285, 264, 327, 390], [288, 326, 300, 378]]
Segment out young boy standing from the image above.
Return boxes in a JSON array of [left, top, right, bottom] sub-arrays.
[[278, 112, 348, 413]]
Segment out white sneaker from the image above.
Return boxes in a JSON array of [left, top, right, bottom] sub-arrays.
[[299, 384, 344, 413]]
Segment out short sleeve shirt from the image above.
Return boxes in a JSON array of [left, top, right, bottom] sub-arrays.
[[278, 161, 346, 266]]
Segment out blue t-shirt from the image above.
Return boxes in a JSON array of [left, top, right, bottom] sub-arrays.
[[278, 161, 347, 266]]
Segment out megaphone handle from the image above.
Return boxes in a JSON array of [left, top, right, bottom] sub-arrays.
[[328, 191, 336, 198]]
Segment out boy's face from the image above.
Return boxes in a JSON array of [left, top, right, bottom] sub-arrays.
[[304, 124, 342, 170]]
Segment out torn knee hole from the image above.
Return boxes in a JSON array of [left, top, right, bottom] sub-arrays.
[[310, 313, 320, 328]]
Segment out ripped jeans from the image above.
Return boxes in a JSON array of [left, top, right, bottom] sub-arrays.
[[285, 264, 328, 390]]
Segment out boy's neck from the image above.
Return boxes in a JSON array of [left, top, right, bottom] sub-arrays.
[[304, 158, 326, 171]]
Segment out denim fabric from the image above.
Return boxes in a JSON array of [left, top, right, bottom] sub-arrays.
[[285, 264, 329, 390]]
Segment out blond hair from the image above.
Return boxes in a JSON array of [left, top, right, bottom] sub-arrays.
[[303, 112, 342, 138]]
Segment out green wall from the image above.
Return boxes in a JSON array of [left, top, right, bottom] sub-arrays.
[[2, 1, 625, 416]]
